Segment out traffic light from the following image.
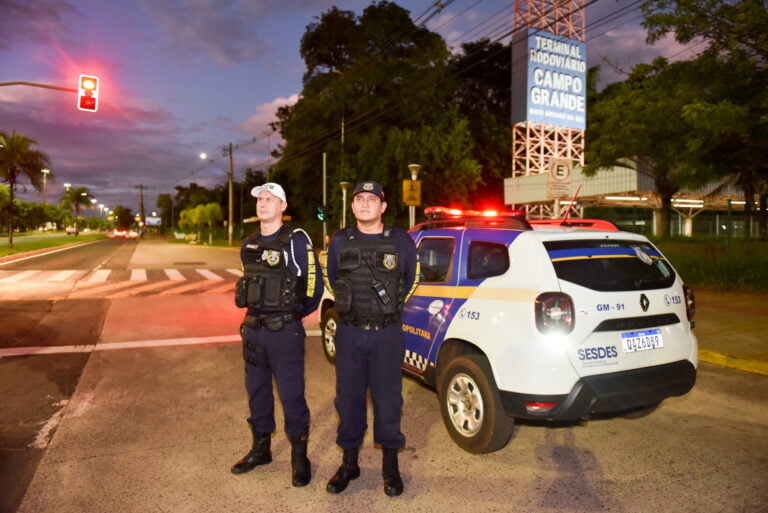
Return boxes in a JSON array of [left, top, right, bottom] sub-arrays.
[[77, 74, 99, 112], [316, 205, 329, 221]]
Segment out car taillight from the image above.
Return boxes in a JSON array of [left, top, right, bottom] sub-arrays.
[[535, 292, 574, 334], [683, 284, 695, 324]]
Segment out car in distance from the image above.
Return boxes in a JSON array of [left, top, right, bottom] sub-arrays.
[[320, 207, 697, 453]]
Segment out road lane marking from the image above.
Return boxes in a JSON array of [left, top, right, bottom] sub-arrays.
[[164, 269, 185, 280], [130, 269, 147, 281], [0, 330, 322, 358], [89, 269, 112, 282], [50, 270, 78, 281], [29, 400, 69, 449], [196, 269, 222, 280], [227, 269, 242, 276], [0, 270, 40, 282]]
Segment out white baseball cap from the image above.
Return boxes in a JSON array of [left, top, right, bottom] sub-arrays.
[[250, 182, 286, 202]]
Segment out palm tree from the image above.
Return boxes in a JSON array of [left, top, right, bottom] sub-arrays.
[[0, 130, 51, 247], [59, 186, 91, 235]]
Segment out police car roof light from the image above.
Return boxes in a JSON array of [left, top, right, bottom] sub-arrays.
[[424, 206, 525, 220]]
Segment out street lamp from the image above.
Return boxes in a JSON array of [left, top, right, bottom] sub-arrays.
[[408, 163, 421, 228], [340, 181, 350, 229], [41, 168, 50, 204]]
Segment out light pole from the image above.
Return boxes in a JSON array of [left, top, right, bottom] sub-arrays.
[[41, 168, 50, 204], [340, 181, 350, 229], [408, 163, 421, 228]]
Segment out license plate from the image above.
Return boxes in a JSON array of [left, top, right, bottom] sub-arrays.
[[621, 329, 664, 353]]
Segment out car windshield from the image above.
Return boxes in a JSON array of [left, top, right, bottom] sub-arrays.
[[544, 239, 676, 292]]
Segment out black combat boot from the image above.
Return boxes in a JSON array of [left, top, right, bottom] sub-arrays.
[[326, 447, 360, 494], [290, 432, 311, 487], [382, 447, 403, 497], [231, 426, 272, 475]]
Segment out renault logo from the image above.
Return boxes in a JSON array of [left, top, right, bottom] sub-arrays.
[[640, 293, 650, 312]]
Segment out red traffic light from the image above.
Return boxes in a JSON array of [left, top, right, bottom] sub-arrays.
[[77, 74, 99, 112]]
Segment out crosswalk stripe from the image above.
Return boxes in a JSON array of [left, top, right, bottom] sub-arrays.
[[196, 269, 222, 280], [227, 269, 242, 276], [89, 269, 112, 282], [164, 269, 185, 281], [130, 269, 147, 281], [1, 270, 40, 282], [50, 270, 78, 281]]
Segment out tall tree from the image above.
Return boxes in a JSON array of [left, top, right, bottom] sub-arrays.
[[450, 40, 512, 206], [0, 130, 51, 247], [272, 1, 480, 223], [585, 58, 716, 237], [641, 0, 768, 237], [59, 186, 92, 236]]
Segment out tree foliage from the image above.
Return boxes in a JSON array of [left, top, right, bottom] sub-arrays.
[[272, 1, 483, 223], [640, 0, 768, 237], [0, 130, 51, 246]]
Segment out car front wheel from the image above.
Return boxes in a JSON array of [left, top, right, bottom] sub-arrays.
[[320, 308, 338, 365], [438, 354, 514, 454]]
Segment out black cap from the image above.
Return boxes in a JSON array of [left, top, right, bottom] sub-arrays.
[[352, 180, 385, 200]]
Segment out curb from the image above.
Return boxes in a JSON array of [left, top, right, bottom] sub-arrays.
[[699, 349, 768, 376]]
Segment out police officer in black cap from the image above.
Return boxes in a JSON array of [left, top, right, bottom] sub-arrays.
[[324, 180, 419, 496], [232, 182, 323, 487]]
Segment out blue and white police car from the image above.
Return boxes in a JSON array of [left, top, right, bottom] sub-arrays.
[[320, 207, 697, 453]]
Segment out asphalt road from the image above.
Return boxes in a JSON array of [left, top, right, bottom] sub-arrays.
[[1, 239, 767, 513]]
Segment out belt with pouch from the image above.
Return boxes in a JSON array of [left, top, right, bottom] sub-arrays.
[[342, 314, 399, 331], [244, 312, 301, 331]]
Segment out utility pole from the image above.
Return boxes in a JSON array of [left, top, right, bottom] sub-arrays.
[[136, 184, 146, 227], [227, 143, 234, 246]]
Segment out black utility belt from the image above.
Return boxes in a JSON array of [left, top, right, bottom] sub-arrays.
[[244, 312, 301, 331], [341, 314, 399, 331]]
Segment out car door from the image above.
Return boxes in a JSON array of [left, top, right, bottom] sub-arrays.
[[401, 230, 462, 376]]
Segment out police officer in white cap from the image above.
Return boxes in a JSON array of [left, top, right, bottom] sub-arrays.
[[232, 182, 323, 487]]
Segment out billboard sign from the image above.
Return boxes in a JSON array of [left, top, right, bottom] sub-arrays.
[[512, 29, 586, 130]]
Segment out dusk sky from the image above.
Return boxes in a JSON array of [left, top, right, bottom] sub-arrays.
[[1, 0, 701, 216]]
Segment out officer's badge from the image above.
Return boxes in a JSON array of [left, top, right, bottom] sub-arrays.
[[382, 253, 397, 270], [264, 250, 281, 266]]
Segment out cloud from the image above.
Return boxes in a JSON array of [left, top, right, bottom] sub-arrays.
[[0, 0, 82, 51], [134, 0, 337, 67], [588, 22, 704, 87]]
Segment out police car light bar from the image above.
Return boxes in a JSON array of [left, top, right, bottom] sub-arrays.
[[424, 206, 524, 219]]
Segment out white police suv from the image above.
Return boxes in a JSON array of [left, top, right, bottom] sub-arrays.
[[320, 207, 697, 453]]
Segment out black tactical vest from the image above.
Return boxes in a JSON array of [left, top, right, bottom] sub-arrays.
[[241, 225, 302, 312], [335, 225, 402, 324]]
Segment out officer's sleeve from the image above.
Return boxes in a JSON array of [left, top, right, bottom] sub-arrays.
[[290, 230, 323, 316], [323, 231, 344, 295], [397, 229, 419, 304]]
